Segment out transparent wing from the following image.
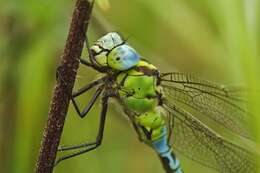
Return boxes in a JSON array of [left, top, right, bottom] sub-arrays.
[[160, 72, 251, 139], [163, 101, 255, 173]]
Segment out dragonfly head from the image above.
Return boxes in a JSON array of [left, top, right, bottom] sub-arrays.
[[90, 32, 140, 71]]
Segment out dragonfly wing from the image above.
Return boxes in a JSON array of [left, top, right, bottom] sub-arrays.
[[163, 101, 255, 173], [160, 72, 251, 139]]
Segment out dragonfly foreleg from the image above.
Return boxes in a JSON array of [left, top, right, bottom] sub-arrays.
[[81, 33, 107, 72], [55, 95, 109, 166], [79, 58, 94, 67], [84, 33, 95, 64]]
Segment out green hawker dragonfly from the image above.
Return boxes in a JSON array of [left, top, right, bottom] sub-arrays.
[[55, 32, 255, 173]]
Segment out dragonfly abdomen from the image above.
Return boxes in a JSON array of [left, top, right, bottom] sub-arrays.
[[137, 111, 184, 173], [152, 128, 183, 173]]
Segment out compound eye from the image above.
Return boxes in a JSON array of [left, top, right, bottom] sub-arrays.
[[108, 45, 140, 70]]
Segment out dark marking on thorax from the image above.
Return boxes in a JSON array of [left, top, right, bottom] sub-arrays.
[[135, 66, 159, 76]]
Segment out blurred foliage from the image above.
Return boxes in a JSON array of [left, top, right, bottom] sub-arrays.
[[0, 0, 259, 173]]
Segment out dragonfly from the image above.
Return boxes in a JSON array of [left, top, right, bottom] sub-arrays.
[[55, 32, 256, 173]]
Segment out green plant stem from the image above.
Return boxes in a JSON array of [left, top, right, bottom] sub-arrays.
[[35, 1, 93, 172]]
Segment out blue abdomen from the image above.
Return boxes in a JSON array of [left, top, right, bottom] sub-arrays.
[[152, 127, 184, 173]]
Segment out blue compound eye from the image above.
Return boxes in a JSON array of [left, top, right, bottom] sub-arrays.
[[108, 45, 140, 70]]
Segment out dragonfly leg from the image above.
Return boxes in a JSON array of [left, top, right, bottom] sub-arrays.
[[58, 142, 96, 152], [131, 121, 144, 142], [79, 58, 94, 68], [84, 33, 95, 63], [71, 77, 106, 118], [55, 95, 109, 166], [72, 87, 103, 118], [72, 76, 106, 98], [80, 33, 106, 72], [77, 31, 95, 68]]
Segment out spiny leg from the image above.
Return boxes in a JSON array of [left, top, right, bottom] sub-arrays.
[[80, 33, 105, 72], [84, 33, 95, 64], [59, 85, 104, 150], [72, 76, 106, 98], [71, 77, 105, 119], [131, 121, 144, 142], [58, 141, 96, 152], [55, 95, 109, 166], [166, 110, 173, 143], [72, 87, 103, 118], [57, 81, 104, 151], [79, 58, 93, 68], [123, 109, 144, 142]]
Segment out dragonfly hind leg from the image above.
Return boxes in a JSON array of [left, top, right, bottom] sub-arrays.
[[55, 96, 109, 166]]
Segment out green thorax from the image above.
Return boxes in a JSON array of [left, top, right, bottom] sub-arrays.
[[116, 60, 160, 113]]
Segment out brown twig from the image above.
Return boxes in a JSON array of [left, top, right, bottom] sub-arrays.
[[35, 1, 93, 172]]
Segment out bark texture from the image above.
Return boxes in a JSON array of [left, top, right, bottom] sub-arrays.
[[35, 1, 93, 172]]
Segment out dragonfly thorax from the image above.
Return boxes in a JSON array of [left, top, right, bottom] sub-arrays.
[[116, 60, 160, 113], [90, 32, 140, 71]]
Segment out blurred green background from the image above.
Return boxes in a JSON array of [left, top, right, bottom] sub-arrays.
[[0, 0, 259, 172]]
